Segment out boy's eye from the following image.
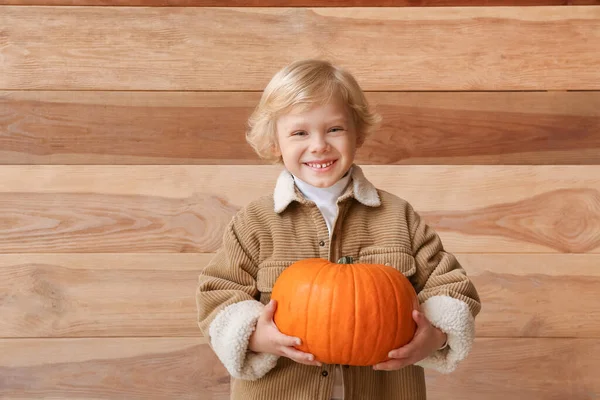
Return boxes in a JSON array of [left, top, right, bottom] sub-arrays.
[[292, 131, 307, 136], [329, 127, 345, 133]]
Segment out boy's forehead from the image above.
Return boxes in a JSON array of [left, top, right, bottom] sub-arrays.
[[282, 101, 350, 121]]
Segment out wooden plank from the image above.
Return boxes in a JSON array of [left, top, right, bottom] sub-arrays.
[[425, 338, 600, 400], [461, 254, 600, 338], [0, 338, 598, 399], [2, 91, 599, 165], [366, 92, 600, 165], [1, 254, 599, 338], [0, 254, 211, 338], [1, 7, 599, 90], [0, 337, 230, 400], [2, 0, 596, 5], [0, 91, 260, 165], [0, 165, 598, 253]]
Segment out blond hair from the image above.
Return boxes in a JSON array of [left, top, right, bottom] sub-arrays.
[[246, 59, 381, 163]]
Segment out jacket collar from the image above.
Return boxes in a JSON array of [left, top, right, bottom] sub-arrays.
[[273, 164, 381, 213]]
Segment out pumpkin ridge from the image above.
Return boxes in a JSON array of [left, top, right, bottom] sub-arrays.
[[305, 260, 329, 357], [328, 263, 341, 364], [380, 265, 402, 359], [364, 264, 384, 366], [350, 261, 358, 365]]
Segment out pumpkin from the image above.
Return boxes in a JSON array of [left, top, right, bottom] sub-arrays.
[[271, 256, 418, 366]]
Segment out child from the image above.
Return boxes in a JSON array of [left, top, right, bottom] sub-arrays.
[[196, 59, 481, 400]]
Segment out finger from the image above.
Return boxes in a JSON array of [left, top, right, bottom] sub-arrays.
[[388, 346, 413, 359], [296, 359, 323, 367], [388, 336, 422, 359], [279, 334, 302, 348], [373, 359, 409, 371], [281, 347, 322, 366]]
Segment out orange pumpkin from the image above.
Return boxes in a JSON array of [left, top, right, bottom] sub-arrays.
[[271, 256, 418, 366]]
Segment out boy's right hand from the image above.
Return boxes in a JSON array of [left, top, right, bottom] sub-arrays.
[[249, 299, 322, 367]]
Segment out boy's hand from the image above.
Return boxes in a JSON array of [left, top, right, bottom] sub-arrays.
[[249, 299, 322, 367], [373, 309, 447, 371]]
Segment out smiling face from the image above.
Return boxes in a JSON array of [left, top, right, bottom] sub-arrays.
[[274, 98, 358, 188]]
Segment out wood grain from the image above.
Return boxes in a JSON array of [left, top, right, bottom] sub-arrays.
[[0, 338, 598, 399], [2, 91, 599, 165], [1, 7, 599, 90], [0, 166, 598, 253], [0, 91, 260, 165], [425, 338, 600, 400], [0, 190, 237, 253], [460, 254, 600, 338], [0, 337, 230, 400], [2, 0, 599, 6], [1, 254, 599, 338], [0, 254, 209, 338], [424, 188, 600, 253]]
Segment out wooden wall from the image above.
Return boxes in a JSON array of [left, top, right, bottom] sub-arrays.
[[1, 1, 599, 399]]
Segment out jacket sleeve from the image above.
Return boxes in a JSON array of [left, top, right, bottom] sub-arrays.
[[405, 204, 482, 374], [196, 218, 279, 380]]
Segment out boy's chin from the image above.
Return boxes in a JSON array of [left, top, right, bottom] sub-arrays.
[[303, 175, 340, 189]]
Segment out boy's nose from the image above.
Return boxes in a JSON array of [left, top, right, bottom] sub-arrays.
[[310, 134, 329, 153]]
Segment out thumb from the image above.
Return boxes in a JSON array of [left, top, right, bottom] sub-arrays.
[[262, 299, 277, 321], [412, 309, 427, 326]]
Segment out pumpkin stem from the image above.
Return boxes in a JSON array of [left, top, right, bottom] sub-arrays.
[[337, 256, 354, 264]]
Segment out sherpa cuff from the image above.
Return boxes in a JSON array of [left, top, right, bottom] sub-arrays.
[[415, 295, 475, 374], [208, 300, 280, 380]]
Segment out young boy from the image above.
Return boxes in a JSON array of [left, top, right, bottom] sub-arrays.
[[196, 59, 481, 400]]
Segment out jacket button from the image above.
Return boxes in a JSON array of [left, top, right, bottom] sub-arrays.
[[321, 370, 328, 377], [319, 240, 325, 247]]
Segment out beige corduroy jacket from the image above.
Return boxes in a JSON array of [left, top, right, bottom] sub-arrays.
[[196, 164, 481, 400]]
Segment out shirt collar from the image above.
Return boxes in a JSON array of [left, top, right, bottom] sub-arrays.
[[292, 167, 352, 206], [273, 164, 381, 213]]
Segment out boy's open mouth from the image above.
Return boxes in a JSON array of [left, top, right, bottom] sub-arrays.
[[304, 160, 337, 170]]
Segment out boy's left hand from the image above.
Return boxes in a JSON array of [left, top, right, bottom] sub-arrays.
[[373, 309, 447, 371]]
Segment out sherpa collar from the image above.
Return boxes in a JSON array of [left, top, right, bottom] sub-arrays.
[[273, 164, 381, 213]]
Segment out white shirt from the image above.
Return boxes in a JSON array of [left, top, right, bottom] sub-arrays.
[[292, 168, 352, 235]]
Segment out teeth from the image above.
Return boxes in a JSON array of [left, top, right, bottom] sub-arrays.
[[307, 161, 334, 169]]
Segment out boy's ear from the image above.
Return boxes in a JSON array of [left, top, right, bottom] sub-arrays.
[[270, 141, 281, 157], [356, 132, 365, 148]]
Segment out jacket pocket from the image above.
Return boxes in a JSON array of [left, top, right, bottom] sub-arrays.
[[256, 261, 292, 303], [357, 247, 416, 277]]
